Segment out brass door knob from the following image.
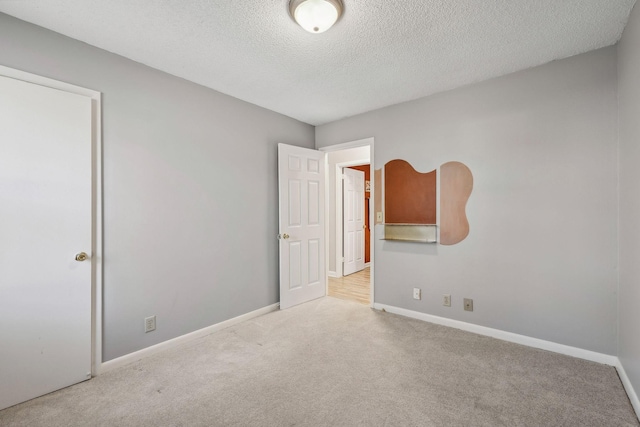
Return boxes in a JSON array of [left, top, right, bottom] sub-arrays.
[[75, 252, 89, 262], [282, 233, 290, 240]]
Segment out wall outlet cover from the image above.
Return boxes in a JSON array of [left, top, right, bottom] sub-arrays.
[[145, 315, 156, 333], [443, 294, 451, 307], [463, 298, 473, 312], [413, 288, 421, 300]]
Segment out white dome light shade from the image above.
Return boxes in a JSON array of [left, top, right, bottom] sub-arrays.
[[290, 0, 343, 34]]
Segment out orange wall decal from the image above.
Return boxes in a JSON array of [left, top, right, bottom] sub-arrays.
[[439, 161, 473, 245], [384, 159, 437, 224], [381, 159, 473, 245]]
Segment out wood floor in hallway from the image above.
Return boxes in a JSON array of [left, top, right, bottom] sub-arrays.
[[328, 267, 370, 305]]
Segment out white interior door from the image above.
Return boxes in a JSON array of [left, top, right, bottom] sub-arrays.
[[0, 75, 92, 410], [278, 143, 325, 309], [343, 168, 365, 276]]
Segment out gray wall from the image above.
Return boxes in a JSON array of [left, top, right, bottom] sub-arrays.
[[0, 10, 629, 365], [317, 47, 619, 355], [0, 13, 314, 361], [618, 2, 640, 399]]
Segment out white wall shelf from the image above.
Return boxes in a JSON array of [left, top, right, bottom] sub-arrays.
[[381, 224, 437, 243]]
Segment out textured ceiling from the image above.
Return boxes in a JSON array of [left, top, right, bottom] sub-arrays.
[[0, 0, 636, 125]]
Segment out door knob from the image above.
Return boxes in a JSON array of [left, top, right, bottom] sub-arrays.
[[75, 252, 89, 262], [278, 233, 290, 240]]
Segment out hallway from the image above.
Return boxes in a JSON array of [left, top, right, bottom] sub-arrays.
[[328, 267, 370, 305]]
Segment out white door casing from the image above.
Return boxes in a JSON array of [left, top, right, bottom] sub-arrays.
[[0, 74, 94, 410], [319, 138, 374, 305], [278, 144, 326, 309], [342, 167, 365, 276]]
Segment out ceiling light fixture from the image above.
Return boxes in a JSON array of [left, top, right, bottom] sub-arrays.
[[289, 0, 344, 34]]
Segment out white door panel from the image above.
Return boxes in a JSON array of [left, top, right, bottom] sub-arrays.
[[343, 168, 365, 276], [0, 75, 92, 410], [278, 144, 325, 309]]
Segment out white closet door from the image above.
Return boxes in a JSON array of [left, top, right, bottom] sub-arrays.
[[0, 75, 92, 410]]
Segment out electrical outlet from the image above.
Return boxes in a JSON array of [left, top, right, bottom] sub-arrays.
[[413, 288, 421, 300], [145, 315, 156, 333], [464, 298, 473, 312], [443, 294, 451, 307], [376, 212, 383, 222]]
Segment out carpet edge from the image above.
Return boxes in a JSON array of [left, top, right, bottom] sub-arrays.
[[616, 360, 640, 421], [372, 303, 617, 365], [98, 302, 280, 374]]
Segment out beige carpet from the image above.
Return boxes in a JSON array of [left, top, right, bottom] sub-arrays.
[[1, 297, 638, 426]]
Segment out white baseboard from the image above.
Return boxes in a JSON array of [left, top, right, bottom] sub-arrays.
[[364, 262, 371, 267], [99, 302, 280, 374], [328, 271, 339, 278], [373, 303, 618, 366], [616, 360, 640, 420]]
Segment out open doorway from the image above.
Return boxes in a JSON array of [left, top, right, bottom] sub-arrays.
[[319, 139, 374, 306]]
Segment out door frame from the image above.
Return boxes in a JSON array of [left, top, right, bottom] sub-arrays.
[[0, 65, 103, 376], [319, 138, 375, 307]]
